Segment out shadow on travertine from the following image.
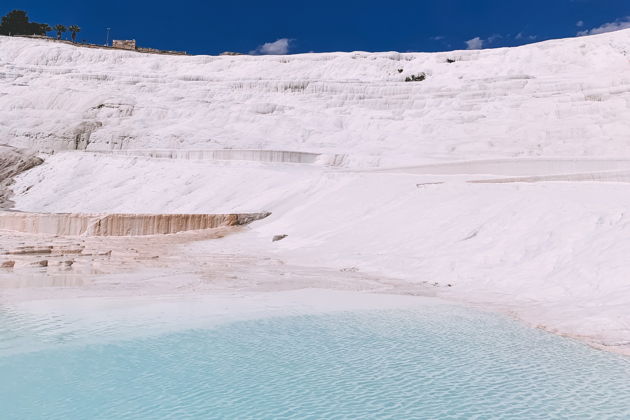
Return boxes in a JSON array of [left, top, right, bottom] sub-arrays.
[[0, 211, 270, 236]]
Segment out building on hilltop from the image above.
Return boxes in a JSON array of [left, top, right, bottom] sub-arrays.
[[110, 38, 186, 55], [112, 39, 136, 50]]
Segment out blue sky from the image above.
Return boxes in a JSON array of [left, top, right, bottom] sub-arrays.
[[3, 0, 630, 54]]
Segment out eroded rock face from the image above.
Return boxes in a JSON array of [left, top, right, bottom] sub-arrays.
[[0, 211, 271, 236], [0, 144, 43, 209]]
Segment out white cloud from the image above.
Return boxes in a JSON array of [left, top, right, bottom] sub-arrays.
[[430, 35, 445, 41], [465, 32, 535, 50], [515, 32, 537, 41], [578, 17, 630, 36], [576, 20, 584, 28], [465, 37, 484, 50], [250, 38, 292, 55]]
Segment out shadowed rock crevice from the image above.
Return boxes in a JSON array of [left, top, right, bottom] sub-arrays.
[[0, 145, 43, 209], [72, 121, 103, 150]]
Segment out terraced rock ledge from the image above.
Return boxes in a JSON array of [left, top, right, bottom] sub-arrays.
[[101, 149, 346, 166], [0, 211, 270, 236]]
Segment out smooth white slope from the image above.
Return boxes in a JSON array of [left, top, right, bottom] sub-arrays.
[[11, 152, 630, 352], [2, 31, 630, 165]]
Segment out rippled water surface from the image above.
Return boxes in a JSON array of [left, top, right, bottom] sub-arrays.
[[1, 303, 630, 419]]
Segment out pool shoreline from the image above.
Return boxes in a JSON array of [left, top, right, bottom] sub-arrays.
[[3, 279, 629, 359]]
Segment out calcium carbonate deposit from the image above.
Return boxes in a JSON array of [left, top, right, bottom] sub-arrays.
[[2, 30, 630, 354]]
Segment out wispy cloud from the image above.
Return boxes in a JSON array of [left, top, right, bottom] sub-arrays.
[[465, 34, 507, 50], [465, 37, 484, 50], [515, 32, 537, 41], [487, 34, 502, 44], [430, 35, 445, 41], [576, 20, 584, 28], [250, 38, 292, 55], [578, 17, 630, 36]]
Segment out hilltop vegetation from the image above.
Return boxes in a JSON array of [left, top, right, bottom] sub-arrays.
[[0, 10, 46, 36], [0, 9, 79, 41]]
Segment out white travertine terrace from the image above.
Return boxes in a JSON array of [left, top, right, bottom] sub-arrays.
[[368, 158, 630, 176], [5, 30, 630, 356], [5, 30, 630, 165], [0, 211, 270, 236], [101, 149, 346, 166], [470, 170, 630, 184]]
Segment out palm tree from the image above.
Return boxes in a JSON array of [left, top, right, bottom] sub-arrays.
[[68, 25, 80, 42], [53, 24, 66, 40], [40, 23, 52, 37]]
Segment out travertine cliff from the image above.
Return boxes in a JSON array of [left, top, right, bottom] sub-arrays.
[[0, 211, 270, 236]]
